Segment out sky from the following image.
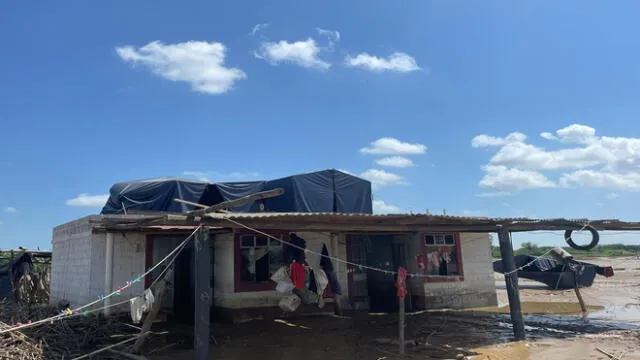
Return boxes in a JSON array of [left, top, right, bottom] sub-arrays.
[[2, 1, 640, 250]]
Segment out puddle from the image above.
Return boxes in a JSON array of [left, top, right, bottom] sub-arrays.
[[590, 304, 640, 323], [469, 301, 604, 316]]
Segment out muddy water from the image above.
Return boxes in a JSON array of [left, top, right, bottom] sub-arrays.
[[473, 256, 640, 359]]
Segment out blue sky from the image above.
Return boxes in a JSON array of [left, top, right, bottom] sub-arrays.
[[2, 1, 640, 250]]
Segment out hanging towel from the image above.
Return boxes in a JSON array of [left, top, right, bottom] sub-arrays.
[[290, 261, 306, 289], [130, 297, 146, 324], [313, 269, 329, 295], [143, 288, 155, 310]]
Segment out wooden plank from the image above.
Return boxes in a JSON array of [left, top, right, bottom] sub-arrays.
[[194, 227, 211, 360], [497, 228, 525, 340], [176, 188, 285, 217], [132, 268, 173, 353]]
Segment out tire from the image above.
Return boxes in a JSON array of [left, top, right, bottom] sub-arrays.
[[564, 226, 599, 251]]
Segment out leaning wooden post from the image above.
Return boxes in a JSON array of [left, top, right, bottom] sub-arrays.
[[396, 267, 408, 355], [194, 227, 212, 360], [497, 228, 525, 340], [132, 268, 173, 353]]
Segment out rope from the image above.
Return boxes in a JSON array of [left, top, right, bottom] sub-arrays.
[[0, 226, 201, 335]]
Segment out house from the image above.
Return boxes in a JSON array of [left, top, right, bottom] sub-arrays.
[[50, 170, 498, 322]]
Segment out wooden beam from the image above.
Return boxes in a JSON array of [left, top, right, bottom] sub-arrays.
[[497, 228, 525, 340], [176, 188, 285, 217], [194, 227, 212, 360], [132, 268, 173, 353]]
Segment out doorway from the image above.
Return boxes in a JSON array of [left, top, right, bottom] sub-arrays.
[[347, 235, 408, 313]]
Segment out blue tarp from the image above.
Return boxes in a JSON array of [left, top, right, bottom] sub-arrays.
[[100, 169, 373, 214]]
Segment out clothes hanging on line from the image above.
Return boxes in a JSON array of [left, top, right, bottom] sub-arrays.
[[290, 261, 306, 289], [129, 288, 155, 324]]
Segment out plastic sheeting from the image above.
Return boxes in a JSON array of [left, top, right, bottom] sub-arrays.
[[101, 169, 373, 214]]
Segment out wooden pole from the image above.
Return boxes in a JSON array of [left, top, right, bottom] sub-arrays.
[[132, 268, 173, 353], [497, 228, 525, 340], [396, 267, 407, 355], [573, 271, 587, 315], [194, 227, 211, 360]]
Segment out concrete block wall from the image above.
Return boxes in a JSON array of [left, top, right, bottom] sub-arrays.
[[89, 232, 146, 312], [421, 233, 497, 309], [213, 230, 348, 309], [50, 217, 97, 307]]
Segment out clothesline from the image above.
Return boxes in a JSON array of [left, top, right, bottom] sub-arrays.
[[224, 218, 575, 280], [0, 226, 201, 335]]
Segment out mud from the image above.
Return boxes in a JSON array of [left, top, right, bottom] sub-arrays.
[[149, 256, 640, 360]]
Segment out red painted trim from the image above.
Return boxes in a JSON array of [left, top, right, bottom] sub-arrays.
[[421, 232, 465, 283], [234, 229, 288, 293]]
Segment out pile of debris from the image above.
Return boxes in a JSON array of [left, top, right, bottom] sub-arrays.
[[0, 306, 141, 360]]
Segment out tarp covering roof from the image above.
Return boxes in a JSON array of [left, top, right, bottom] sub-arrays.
[[101, 169, 373, 215]]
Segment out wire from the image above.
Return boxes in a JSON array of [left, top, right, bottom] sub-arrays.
[[0, 226, 201, 335]]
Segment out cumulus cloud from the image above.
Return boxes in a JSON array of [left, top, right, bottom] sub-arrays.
[[360, 138, 427, 155], [472, 124, 640, 192], [66, 194, 109, 207], [315, 28, 340, 47], [116, 41, 246, 94], [344, 52, 420, 73], [3, 207, 16, 213], [255, 38, 331, 70], [375, 156, 415, 168], [360, 169, 408, 189], [479, 165, 556, 192], [372, 200, 403, 214]]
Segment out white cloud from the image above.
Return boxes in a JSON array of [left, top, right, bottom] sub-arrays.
[[559, 170, 640, 190], [473, 124, 640, 192], [344, 52, 420, 73], [66, 194, 109, 207], [375, 156, 415, 168], [250, 23, 270, 36], [471, 133, 527, 148], [3, 207, 16, 213], [360, 138, 427, 155], [255, 38, 331, 70], [182, 171, 260, 182], [479, 165, 556, 192], [116, 40, 246, 95], [360, 169, 407, 189], [315, 28, 340, 47], [372, 200, 403, 214], [476, 191, 512, 198], [606, 192, 620, 199]]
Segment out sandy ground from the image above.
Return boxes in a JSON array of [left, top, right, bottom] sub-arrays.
[[149, 256, 640, 360]]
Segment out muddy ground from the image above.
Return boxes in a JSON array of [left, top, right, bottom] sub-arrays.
[[151, 256, 640, 360]]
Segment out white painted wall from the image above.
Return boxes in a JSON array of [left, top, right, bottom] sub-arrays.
[[420, 233, 497, 309]]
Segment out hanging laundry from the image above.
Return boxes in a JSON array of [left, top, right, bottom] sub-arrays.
[[319, 242, 342, 295], [320, 244, 334, 272], [283, 233, 307, 263], [313, 269, 329, 295], [309, 269, 318, 293], [290, 261, 306, 289], [129, 297, 146, 324], [143, 288, 155, 310]]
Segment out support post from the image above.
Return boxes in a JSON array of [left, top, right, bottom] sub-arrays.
[[194, 227, 211, 360], [104, 232, 114, 316], [396, 267, 407, 355], [573, 272, 587, 316], [497, 228, 525, 340]]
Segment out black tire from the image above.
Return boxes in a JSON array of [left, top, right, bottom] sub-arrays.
[[564, 226, 599, 251]]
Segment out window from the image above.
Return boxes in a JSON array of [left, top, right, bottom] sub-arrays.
[[235, 232, 284, 291], [423, 233, 462, 279]]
